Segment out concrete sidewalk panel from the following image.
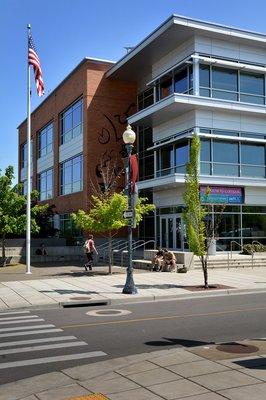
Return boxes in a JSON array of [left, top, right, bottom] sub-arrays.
[[190, 370, 261, 391], [148, 379, 208, 399], [35, 383, 92, 400], [127, 367, 182, 386], [150, 351, 204, 367], [219, 382, 266, 400], [166, 359, 230, 377], [80, 376, 140, 395], [0, 372, 75, 400], [107, 387, 164, 399]]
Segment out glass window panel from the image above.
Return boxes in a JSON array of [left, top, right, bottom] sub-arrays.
[[213, 141, 239, 163], [63, 113, 72, 132], [72, 162, 81, 181], [174, 68, 188, 93], [188, 65, 193, 89], [199, 65, 210, 87], [212, 67, 238, 92], [64, 166, 72, 184], [72, 125, 82, 138], [242, 214, 266, 237], [241, 143, 265, 165], [175, 142, 189, 165], [200, 88, 211, 97], [160, 74, 173, 99], [200, 139, 211, 161], [200, 163, 211, 175], [216, 213, 241, 238], [161, 146, 174, 171], [241, 132, 266, 139], [241, 166, 265, 178], [72, 106, 82, 126], [242, 206, 266, 213], [213, 164, 239, 176], [212, 90, 238, 101], [240, 94, 264, 105], [240, 72, 264, 95], [144, 155, 154, 179], [175, 165, 187, 173]]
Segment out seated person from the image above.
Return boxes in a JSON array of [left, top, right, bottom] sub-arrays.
[[161, 250, 176, 272], [152, 248, 165, 271], [35, 243, 47, 256]]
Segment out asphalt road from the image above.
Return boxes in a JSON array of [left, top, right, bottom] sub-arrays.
[[1, 292, 266, 385]]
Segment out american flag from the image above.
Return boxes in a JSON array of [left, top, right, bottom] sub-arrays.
[[28, 34, 44, 96]]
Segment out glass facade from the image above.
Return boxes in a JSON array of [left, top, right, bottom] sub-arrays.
[[138, 127, 154, 181], [155, 65, 193, 102], [60, 154, 83, 195], [60, 98, 83, 144], [138, 88, 154, 111], [200, 135, 266, 178], [59, 213, 82, 240], [38, 122, 53, 158], [156, 140, 189, 176], [200, 64, 265, 105], [37, 169, 53, 201], [138, 190, 155, 246], [20, 140, 32, 169]]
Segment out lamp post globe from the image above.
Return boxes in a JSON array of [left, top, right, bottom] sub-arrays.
[[123, 124, 136, 144], [122, 124, 137, 295]]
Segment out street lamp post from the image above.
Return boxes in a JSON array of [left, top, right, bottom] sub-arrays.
[[122, 124, 137, 295]]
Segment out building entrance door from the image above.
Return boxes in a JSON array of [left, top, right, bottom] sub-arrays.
[[160, 215, 184, 250]]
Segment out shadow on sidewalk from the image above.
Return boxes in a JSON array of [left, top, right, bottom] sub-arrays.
[[40, 289, 98, 295], [114, 284, 183, 289]]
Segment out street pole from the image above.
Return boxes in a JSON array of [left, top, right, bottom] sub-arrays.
[[122, 143, 137, 295]]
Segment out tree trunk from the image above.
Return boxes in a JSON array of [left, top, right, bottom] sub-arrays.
[[200, 255, 208, 288], [1, 235, 6, 267], [108, 233, 112, 275]]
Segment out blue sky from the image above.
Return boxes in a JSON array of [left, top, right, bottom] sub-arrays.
[[2, 0, 266, 181]]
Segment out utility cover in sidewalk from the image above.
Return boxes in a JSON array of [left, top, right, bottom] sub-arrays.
[[69, 394, 109, 399], [216, 343, 259, 354], [86, 309, 131, 317]]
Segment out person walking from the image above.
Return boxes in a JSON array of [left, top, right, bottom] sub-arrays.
[[84, 235, 98, 271]]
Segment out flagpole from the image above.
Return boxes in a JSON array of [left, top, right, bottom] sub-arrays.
[[26, 24, 32, 274]]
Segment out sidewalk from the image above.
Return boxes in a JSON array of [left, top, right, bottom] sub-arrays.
[[2, 339, 266, 399], [1, 264, 266, 309]]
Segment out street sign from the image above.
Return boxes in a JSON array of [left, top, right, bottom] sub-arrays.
[[123, 210, 133, 219]]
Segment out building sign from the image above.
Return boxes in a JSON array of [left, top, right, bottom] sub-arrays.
[[200, 186, 244, 204]]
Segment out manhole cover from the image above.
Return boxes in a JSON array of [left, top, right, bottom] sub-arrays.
[[86, 309, 132, 317], [69, 297, 91, 301], [216, 343, 259, 354]]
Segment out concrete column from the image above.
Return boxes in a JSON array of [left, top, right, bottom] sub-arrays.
[[193, 54, 200, 96]]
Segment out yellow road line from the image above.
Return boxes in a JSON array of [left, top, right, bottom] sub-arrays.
[[60, 306, 266, 329]]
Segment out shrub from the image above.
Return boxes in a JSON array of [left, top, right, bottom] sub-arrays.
[[242, 243, 266, 254]]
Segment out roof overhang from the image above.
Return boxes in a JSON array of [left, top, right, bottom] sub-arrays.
[[128, 93, 266, 127], [107, 14, 266, 82]]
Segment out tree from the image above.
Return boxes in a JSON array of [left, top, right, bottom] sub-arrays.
[[183, 135, 210, 287], [72, 192, 155, 274], [0, 166, 47, 267]]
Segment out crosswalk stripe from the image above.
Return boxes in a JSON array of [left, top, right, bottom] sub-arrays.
[[0, 351, 107, 369], [0, 311, 30, 316], [0, 318, 44, 325], [0, 324, 54, 333], [0, 315, 39, 321], [0, 328, 62, 338], [0, 335, 77, 348], [0, 341, 88, 355]]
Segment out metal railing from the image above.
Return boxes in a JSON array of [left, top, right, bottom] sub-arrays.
[[120, 240, 155, 267], [230, 241, 243, 258]]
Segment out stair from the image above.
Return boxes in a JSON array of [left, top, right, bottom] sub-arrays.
[[194, 254, 266, 269]]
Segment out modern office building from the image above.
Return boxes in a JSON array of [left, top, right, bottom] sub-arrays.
[[107, 15, 266, 251], [18, 58, 136, 238], [18, 15, 266, 249]]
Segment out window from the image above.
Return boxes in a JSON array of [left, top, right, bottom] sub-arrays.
[[200, 135, 266, 178], [38, 169, 53, 201], [160, 73, 173, 99], [60, 98, 83, 144], [155, 65, 193, 101], [156, 140, 189, 176], [20, 141, 32, 169], [199, 64, 265, 105], [174, 142, 189, 173], [38, 123, 53, 158], [60, 154, 83, 195], [138, 127, 154, 181], [138, 88, 154, 111], [21, 178, 32, 196]]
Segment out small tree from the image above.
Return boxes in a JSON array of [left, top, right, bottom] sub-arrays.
[[72, 192, 154, 274], [183, 135, 210, 287], [0, 166, 47, 267]]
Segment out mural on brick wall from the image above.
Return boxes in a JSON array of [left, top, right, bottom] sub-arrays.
[[95, 103, 136, 191]]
